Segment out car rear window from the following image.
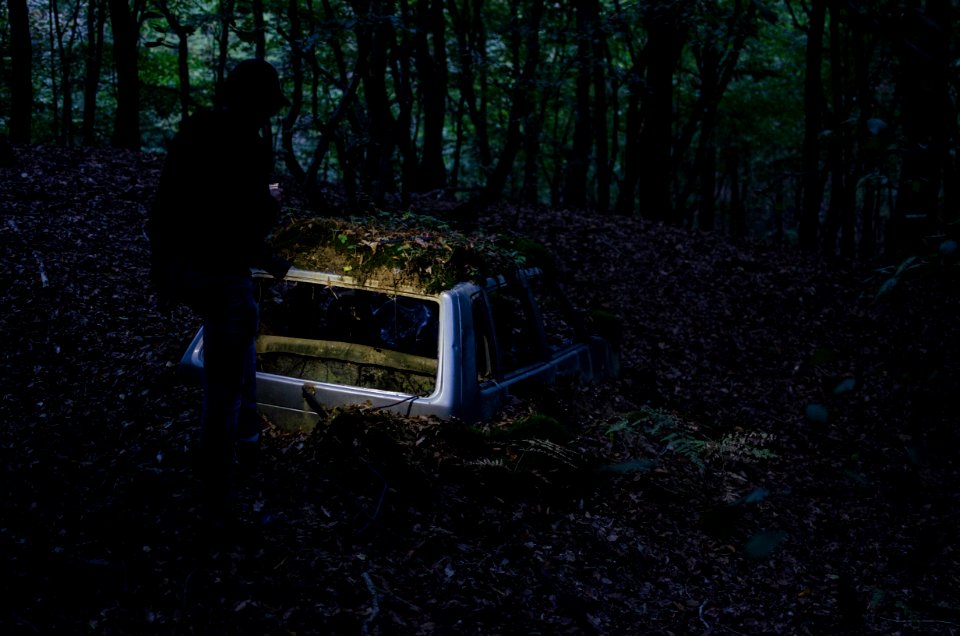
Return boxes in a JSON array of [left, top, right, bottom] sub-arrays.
[[254, 279, 440, 395]]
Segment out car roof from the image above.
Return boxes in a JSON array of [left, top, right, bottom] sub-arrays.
[[270, 215, 554, 295]]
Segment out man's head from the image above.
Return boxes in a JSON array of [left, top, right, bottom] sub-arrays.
[[223, 59, 290, 122]]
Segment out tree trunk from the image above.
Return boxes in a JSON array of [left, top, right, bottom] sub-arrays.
[[108, 0, 141, 150], [415, 0, 448, 191], [564, 0, 595, 208], [636, 11, 687, 223], [853, 6, 880, 261], [393, 0, 416, 204], [308, 0, 366, 210], [216, 0, 235, 87], [483, 0, 543, 198], [448, 0, 492, 169], [592, 4, 609, 215], [889, 0, 953, 256], [833, 1, 856, 260], [521, 86, 549, 206], [47, 0, 61, 142], [7, 0, 33, 143], [82, 0, 106, 145], [680, 1, 757, 230], [460, 0, 544, 218], [174, 16, 190, 120], [729, 147, 746, 237], [157, 1, 192, 123], [692, 45, 720, 231], [280, 0, 305, 181], [615, 83, 642, 216], [611, 0, 643, 216], [342, 0, 400, 205], [252, 0, 266, 59], [799, 0, 826, 251], [821, 0, 845, 257]]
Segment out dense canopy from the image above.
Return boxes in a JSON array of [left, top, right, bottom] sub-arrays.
[[3, 1, 958, 257]]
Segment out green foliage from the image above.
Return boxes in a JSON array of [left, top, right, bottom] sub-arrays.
[[874, 255, 924, 298], [10, 0, 945, 253], [873, 235, 960, 299], [606, 407, 777, 471], [711, 431, 779, 464], [271, 213, 554, 293], [605, 406, 680, 438], [660, 431, 711, 469]]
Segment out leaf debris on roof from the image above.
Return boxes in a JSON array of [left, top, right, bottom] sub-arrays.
[[271, 213, 556, 292]]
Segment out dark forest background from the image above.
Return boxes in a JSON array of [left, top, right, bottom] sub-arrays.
[[2, 0, 958, 259], [3, 2, 960, 633]]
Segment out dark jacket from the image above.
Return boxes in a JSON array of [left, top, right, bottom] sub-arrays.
[[148, 108, 282, 281]]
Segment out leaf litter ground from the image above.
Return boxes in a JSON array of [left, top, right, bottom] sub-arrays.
[[1, 145, 959, 635]]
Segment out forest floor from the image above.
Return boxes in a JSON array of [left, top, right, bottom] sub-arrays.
[[1, 144, 959, 635]]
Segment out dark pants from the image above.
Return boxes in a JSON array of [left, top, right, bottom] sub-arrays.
[[185, 274, 260, 498]]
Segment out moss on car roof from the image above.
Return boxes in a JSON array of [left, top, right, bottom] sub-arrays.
[[270, 214, 555, 293]]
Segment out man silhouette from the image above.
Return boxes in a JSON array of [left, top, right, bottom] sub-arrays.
[[148, 58, 291, 519]]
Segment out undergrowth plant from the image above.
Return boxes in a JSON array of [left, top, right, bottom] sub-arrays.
[[872, 235, 959, 299], [606, 407, 777, 472]]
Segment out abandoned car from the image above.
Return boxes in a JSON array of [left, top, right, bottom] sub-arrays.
[[180, 217, 619, 430]]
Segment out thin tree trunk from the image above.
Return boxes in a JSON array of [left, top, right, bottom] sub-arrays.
[[615, 84, 642, 215], [177, 21, 190, 119], [606, 69, 620, 215], [252, 0, 266, 59], [611, 0, 642, 216], [361, 0, 399, 204], [394, 0, 416, 204], [448, 0, 491, 169], [459, 0, 544, 219], [889, 0, 953, 255], [216, 0, 235, 87], [799, 0, 826, 251], [8, 0, 33, 143], [729, 147, 746, 237], [680, 1, 757, 230], [280, 0, 305, 181], [51, 0, 84, 146], [692, 45, 720, 231], [592, 6, 609, 215], [853, 7, 879, 261], [822, 0, 845, 257], [834, 2, 856, 259], [636, 10, 687, 223], [108, 0, 141, 149], [564, 0, 594, 208], [156, 1, 192, 123], [48, 0, 61, 142], [82, 0, 106, 145], [415, 0, 447, 191], [521, 86, 549, 206]]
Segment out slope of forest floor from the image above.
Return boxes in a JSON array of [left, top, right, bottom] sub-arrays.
[[1, 145, 959, 635]]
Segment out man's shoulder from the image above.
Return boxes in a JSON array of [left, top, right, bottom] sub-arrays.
[[168, 110, 237, 158], [178, 109, 225, 136]]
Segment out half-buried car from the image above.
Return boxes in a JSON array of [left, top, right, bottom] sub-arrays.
[[180, 217, 619, 430]]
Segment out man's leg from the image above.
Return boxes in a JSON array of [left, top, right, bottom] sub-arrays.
[[236, 327, 262, 471], [199, 276, 258, 505]]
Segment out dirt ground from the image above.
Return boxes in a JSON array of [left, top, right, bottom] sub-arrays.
[[2, 144, 959, 634]]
